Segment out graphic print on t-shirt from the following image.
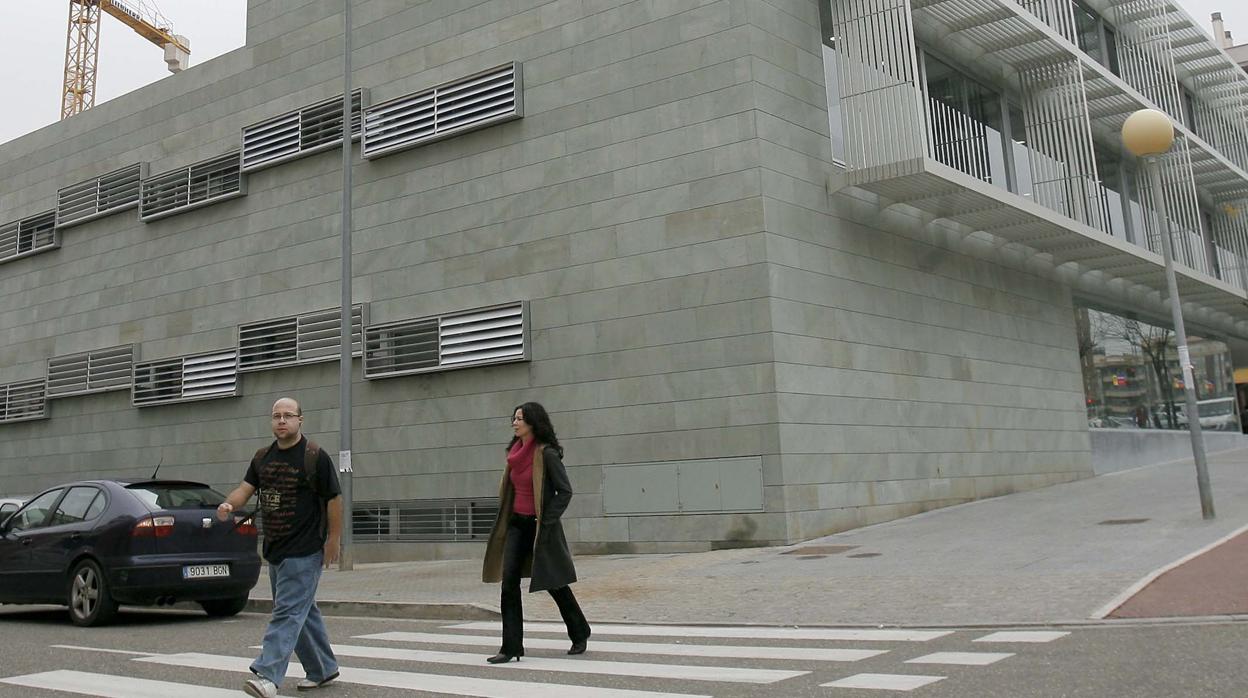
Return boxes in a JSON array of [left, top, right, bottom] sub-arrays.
[[258, 456, 302, 541]]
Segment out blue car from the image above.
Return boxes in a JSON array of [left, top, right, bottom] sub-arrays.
[[0, 479, 261, 626]]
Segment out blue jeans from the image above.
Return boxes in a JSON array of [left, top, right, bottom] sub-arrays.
[[250, 552, 338, 685]]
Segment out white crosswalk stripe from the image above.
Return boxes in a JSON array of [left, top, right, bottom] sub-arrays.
[[356, 630, 888, 662], [0, 670, 240, 697], [906, 651, 1014, 666], [823, 673, 946, 691], [446, 621, 953, 642], [319, 643, 808, 683], [974, 630, 1070, 643], [136, 652, 712, 698]]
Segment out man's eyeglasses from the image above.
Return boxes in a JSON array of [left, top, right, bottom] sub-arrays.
[[271, 413, 301, 422]]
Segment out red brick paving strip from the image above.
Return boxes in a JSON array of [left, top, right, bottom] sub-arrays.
[[1109, 529, 1248, 618]]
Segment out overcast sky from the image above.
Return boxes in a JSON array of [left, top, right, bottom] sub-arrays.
[[0, 1, 1244, 145]]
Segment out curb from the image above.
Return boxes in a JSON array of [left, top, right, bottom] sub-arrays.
[[244, 599, 500, 621]]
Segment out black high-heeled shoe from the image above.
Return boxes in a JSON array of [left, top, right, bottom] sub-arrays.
[[567, 638, 588, 655], [487, 652, 521, 664]]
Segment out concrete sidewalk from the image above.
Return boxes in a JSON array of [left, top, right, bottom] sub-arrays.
[[252, 448, 1248, 628]]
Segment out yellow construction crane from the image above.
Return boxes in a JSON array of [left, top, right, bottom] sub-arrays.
[[61, 0, 191, 119]]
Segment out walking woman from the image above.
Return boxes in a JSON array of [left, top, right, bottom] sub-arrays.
[[482, 402, 591, 663]]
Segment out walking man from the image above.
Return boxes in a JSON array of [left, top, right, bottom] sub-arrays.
[[217, 397, 342, 697]]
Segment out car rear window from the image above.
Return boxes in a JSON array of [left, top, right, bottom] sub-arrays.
[[127, 485, 226, 511]]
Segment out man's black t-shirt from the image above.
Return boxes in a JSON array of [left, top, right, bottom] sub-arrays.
[[244, 436, 341, 564]]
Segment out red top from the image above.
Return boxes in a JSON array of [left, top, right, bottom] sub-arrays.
[[507, 439, 538, 516]]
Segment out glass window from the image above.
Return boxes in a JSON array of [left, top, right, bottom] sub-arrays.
[[922, 53, 1009, 190], [84, 491, 106, 520], [1094, 145, 1129, 240], [125, 484, 225, 510], [817, 2, 845, 165], [1076, 307, 1240, 432], [51, 487, 102, 526], [821, 43, 845, 165], [0, 503, 16, 519], [1074, 2, 1102, 61], [1103, 26, 1121, 75], [1009, 105, 1034, 198], [8, 489, 64, 532]]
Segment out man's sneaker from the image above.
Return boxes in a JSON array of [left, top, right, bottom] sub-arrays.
[[244, 676, 278, 698], [297, 672, 340, 691]]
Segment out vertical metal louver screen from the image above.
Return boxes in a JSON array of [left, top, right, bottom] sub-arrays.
[[238, 305, 365, 372], [1, 380, 48, 423], [241, 90, 366, 172], [46, 345, 135, 398], [362, 63, 522, 159], [141, 152, 245, 222], [56, 163, 145, 228], [133, 350, 238, 407], [363, 301, 528, 379], [0, 211, 59, 263]]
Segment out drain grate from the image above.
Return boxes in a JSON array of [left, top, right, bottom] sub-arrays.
[[1098, 518, 1150, 525], [780, 545, 859, 556], [848, 552, 882, 558], [797, 555, 828, 560]]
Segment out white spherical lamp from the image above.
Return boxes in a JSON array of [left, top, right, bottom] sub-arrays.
[[1121, 109, 1175, 157]]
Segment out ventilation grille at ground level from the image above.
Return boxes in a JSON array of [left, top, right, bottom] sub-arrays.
[[238, 304, 366, 372], [56, 163, 145, 228], [362, 62, 522, 159], [241, 89, 366, 172], [1, 380, 48, 424], [363, 301, 528, 379], [0, 210, 59, 264], [47, 345, 135, 398], [132, 349, 238, 407], [141, 152, 245, 222], [351, 498, 499, 541]]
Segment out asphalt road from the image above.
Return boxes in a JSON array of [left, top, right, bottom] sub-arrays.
[[0, 604, 1245, 697]]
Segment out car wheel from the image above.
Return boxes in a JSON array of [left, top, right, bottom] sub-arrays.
[[68, 559, 118, 627], [200, 595, 249, 617]]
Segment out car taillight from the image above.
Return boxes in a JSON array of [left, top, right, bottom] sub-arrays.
[[233, 515, 258, 536], [132, 515, 175, 538]]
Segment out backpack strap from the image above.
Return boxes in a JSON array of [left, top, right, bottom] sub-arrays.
[[251, 443, 274, 474], [304, 439, 322, 497]]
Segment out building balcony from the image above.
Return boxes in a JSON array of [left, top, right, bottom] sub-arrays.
[[826, 0, 1248, 336]]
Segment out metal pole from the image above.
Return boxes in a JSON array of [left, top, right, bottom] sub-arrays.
[[1145, 155, 1215, 520], [338, 0, 355, 569]]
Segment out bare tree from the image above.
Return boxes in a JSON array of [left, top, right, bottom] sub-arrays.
[[1101, 316, 1176, 429]]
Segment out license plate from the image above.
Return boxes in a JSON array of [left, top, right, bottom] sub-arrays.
[[182, 564, 230, 579]]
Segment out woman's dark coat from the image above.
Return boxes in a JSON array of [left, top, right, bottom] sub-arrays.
[[481, 444, 577, 593]]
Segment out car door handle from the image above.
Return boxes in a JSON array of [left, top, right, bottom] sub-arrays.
[[69, 533, 82, 541], [20, 538, 31, 546]]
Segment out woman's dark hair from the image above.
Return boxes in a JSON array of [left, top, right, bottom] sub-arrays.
[[507, 401, 563, 457]]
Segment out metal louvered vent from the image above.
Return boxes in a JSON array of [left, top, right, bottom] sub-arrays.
[[364, 301, 528, 379], [242, 89, 366, 172], [133, 350, 238, 407], [238, 304, 366, 372], [56, 163, 145, 228], [1, 380, 48, 424], [238, 316, 298, 371], [46, 345, 135, 398], [140, 152, 245, 222], [362, 63, 522, 160], [0, 210, 59, 264], [441, 303, 527, 366]]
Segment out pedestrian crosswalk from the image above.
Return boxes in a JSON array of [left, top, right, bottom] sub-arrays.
[[2, 619, 1072, 697]]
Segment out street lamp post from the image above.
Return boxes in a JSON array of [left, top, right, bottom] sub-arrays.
[[1121, 108, 1215, 520], [338, 0, 355, 569]]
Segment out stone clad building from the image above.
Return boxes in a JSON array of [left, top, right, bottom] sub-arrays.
[[2, 0, 1246, 561]]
